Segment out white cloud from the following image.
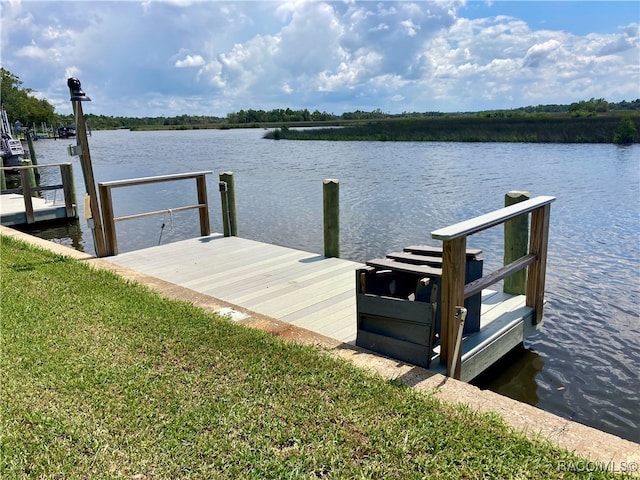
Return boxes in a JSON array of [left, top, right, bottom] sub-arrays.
[[1, 1, 638, 116], [400, 19, 419, 37], [15, 42, 47, 59], [175, 54, 205, 68], [523, 39, 562, 68]]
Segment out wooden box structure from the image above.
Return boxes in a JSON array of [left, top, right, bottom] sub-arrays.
[[356, 246, 483, 368]]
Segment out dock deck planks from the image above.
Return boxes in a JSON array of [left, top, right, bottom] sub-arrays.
[[105, 234, 363, 342], [105, 234, 535, 379]]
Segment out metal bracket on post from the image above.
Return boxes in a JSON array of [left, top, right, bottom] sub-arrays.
[[219, 180, 231, 236], [218, 172, 237, 237], [67, 144, 80, 156], [448, 306, 467, 378]]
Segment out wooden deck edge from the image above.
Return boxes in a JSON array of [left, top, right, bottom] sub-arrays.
[[0, 205, 77, 226], [1, 193, 78, 227], [3, 227, 638, 472]]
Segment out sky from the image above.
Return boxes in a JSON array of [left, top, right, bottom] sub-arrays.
[[1, 0, 639, 118]]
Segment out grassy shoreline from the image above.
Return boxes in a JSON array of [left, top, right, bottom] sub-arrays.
[[264, 113, 640, 143], [126, 112, 640, 144], [0, 236, 629, 478]]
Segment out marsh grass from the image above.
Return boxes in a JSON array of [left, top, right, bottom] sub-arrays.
[[0, 236, 627, 478], [264, 114, 640, 143]]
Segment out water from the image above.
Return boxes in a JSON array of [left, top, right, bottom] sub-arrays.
[[24, 129, 640, 442]]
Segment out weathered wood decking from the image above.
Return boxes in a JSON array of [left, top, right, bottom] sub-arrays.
[[0, 193, 77, 226], [104, 234, 535, 381]]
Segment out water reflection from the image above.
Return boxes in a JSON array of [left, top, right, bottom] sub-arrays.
[[472, 347, 544, 405], [16, 220, 86, 252]]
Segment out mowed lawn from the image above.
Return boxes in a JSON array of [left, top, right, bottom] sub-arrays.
[[0, 236, 623, 479]]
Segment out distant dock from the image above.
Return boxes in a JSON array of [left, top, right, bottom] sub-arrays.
[[0, 193, 76, 226], [0, 163, 78, 227]]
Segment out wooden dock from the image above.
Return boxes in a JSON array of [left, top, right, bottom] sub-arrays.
[[104, 233, 536, 381], [96, 173, 554, 382], [0, 193, 77, 226], [1, 162, 78, 227]]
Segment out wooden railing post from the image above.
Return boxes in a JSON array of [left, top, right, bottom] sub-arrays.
[[504, 191, 530, 294], [18, 168, 35, 223], [526, 204, 551, 324], [60, 163, 77, 219], [21, 160, 38, 197], [196, 174, 210, 236], [219, 171, 237, 237], [98, 184, 117, 256], [323, 178, 340, 258], [433, 196, 555, 379], [440, 236, 467, 379]]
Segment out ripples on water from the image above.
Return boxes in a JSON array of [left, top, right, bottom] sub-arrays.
[[27, 130, 639, 442]]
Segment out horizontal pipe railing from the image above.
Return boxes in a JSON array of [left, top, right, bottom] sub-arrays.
[[98, 171, 213, 188], [98, 171, 212, 256]]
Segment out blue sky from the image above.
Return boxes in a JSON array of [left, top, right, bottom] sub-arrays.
[[1, 1, 638, 117]]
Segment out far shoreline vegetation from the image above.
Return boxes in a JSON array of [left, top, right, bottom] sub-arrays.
[[2, 68, 639, 144]]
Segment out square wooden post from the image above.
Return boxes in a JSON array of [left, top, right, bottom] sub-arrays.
[[440, 236, 467, 379], [98, 184, 117, 256], [196, 174, 210, 236], [504, 191, 530, 295], [526, 204, 551, 324], [60, 163, 77, 219]]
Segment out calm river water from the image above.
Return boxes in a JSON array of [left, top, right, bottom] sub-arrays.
[[27, 129, 640, 443]]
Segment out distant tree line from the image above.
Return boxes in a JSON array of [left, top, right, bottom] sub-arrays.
[[1, 68, 639, 131], [225, 108, 335, 124]]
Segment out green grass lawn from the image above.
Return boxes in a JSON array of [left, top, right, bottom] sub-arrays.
[[0, 236, 627, 479]]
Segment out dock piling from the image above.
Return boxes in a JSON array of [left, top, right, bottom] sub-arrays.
[[323, 179, 340, 258], [504, 191, 530, 295], [24, 130, 40, 181], [21, 160, 38, 197], [68, 77, 108, 257], [60, 163, 77, 219], [219, 171, 238, 237]]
